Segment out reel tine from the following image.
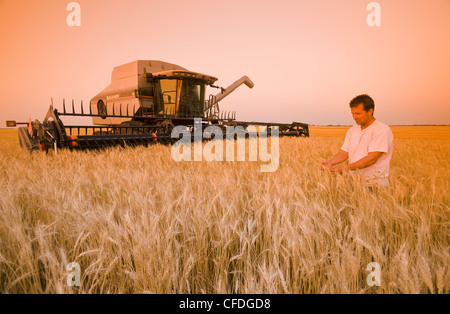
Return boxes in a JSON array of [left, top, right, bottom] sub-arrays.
[[112, 103, 115, 116], [63, 98, 66, 114], [133, 105, 136, 116], [81, 100, 84, 115], [90, 101, 92, 115], [120, 103, 122, 117], [126, 104, 129, 116], [72, 99, 75, 114]]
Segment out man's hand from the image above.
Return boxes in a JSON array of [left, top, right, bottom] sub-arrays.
[[321, 160, 332, 171], [330, 165, 350, 173], [321, 151, 349, 171]]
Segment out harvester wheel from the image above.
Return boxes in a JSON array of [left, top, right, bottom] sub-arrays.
[[158, 119, 175, 134], [207, 114, 220, 125]]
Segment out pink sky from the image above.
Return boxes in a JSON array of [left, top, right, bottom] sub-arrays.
[[1, 0, 449, 126]]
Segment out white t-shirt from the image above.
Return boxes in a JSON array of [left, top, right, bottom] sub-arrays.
[[341, 119, 394, 186]]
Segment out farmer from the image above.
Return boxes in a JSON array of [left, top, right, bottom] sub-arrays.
[[321, 94, 394, 188]]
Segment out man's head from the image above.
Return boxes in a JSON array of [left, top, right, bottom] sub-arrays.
[[349, 94, 375, 126]]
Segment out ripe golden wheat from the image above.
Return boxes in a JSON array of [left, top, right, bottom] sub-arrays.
[[0, 127, 448, 293]]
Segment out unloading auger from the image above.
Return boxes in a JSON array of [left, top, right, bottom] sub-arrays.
[[6, 60, 309, 153]]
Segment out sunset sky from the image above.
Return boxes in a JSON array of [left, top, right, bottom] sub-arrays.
[[1, 0, 449, 126]]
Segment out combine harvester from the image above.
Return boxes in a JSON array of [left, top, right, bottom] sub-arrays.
[[6, 60, 309, 152]]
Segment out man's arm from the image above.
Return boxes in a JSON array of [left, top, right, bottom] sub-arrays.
[[330, 151, 383, 173], [321, 150, 349, 169]]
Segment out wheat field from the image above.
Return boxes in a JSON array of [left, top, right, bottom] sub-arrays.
[[0, 126, 448, 294]]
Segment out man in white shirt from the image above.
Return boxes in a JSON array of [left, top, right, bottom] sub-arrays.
[[321, 94, 394, 187]]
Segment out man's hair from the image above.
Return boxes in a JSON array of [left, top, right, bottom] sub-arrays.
[[349, 94, 375, 113]]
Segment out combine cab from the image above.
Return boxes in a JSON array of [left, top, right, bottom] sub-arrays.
[[6, 60, 309, 152]]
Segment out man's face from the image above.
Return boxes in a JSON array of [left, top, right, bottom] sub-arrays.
[[351, 103, 373, 125]]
